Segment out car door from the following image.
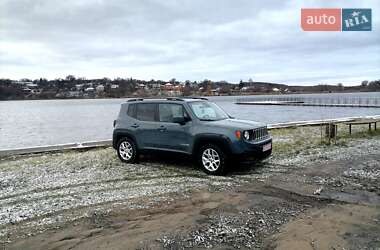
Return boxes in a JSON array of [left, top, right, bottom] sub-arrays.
[[157, 103, 192, 152], [134, 103, 161, 149]]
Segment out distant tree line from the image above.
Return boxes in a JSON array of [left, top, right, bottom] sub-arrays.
[[0, 76, 379, 100]]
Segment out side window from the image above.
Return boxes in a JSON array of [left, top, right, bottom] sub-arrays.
[[136, 103, 157, 121], [127, 104, 136, 118], [159, 104, 188, 122]]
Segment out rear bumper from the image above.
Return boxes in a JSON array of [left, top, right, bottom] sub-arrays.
[[231, 138, 272, 162], [112, 130, 118, 149]]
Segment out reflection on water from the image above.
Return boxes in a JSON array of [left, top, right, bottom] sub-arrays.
[[0, 92, 379, 149]]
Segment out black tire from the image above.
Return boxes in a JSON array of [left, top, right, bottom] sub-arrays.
[[116, 137, 138, 163], [197, 144, 228, 175]]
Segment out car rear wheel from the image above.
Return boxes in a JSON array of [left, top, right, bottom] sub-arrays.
[[198, 144, 228, 175], [117, 137, 138, 163]]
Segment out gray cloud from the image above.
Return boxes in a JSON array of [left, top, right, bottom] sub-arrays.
[[0, 0, 379, 85]]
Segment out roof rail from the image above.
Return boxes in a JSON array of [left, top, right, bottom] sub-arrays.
[[189, 96, 208, 100], [166, 97, 184, 101], [127, 98, 144, 102]]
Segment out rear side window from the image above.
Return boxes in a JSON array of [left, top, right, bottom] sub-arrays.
[[136, 103, 157, 121], [127, 104, 136, 118]]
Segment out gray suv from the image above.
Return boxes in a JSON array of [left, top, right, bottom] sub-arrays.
[[113, 97, 272, 175]]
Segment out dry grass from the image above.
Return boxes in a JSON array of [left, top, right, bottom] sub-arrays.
[[270, 124, 380, 157]]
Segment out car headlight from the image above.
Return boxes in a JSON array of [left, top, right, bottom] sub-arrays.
[[243, 130, 250, 140]]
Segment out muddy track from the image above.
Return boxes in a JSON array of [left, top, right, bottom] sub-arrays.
[[244, 185, 338, 205]]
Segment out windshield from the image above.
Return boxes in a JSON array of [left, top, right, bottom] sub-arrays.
[[189, 101, 229, 121]]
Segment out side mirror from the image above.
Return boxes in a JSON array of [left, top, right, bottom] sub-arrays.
[[173, 116, 187, 125]]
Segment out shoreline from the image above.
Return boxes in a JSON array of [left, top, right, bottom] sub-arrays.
[[1, 90, 379, 102], [1, 115, 379, 157]]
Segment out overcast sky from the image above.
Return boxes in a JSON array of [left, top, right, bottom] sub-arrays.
[[0, 0, 379, 85]]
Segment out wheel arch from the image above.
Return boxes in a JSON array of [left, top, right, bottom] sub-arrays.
[[112, 129, 138, 149], [192, 134, 232, 156]]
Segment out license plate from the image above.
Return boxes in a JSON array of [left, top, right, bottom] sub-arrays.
[[263, 143, 272, 152]]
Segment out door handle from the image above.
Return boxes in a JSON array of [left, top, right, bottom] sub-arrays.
[[158, 126, 167, 132], [131, 123, 139, 128]]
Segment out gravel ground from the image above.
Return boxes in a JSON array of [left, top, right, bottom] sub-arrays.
[[152, 126, 380, 249], [156, 201, 309, 249], [0, 148, 237, 240], [0, 125, 380, 248]]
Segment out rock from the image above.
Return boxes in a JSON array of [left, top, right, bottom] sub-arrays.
[[313, 187, 323, 195]]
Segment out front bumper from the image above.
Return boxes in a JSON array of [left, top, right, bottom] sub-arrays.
[[231, 137, 273, 162]]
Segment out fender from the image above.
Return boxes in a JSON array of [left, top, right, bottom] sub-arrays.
[[112, 129, 138, 149], [191, 133, 232, 155]]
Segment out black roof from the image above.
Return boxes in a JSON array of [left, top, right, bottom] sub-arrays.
[[127, 97, 208, 103]]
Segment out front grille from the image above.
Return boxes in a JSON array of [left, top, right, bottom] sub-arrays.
[[251, 127, 269, 141]]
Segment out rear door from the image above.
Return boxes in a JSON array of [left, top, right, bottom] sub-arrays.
[[133, 103, 161, 149]]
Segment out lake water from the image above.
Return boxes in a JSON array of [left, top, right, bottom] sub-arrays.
[[1, 92, 379, 150]]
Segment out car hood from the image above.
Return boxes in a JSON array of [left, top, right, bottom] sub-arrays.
[[205, 118, 266, 130]]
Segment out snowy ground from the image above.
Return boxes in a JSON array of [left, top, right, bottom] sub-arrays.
[[0, 125, 379, 247]]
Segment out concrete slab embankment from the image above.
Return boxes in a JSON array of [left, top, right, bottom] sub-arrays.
[[1, 115, 379, 157], [0, 140, 112, 157]]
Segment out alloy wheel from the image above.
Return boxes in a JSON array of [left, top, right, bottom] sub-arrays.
[[202, 148, 220, 171], [119, 141, 133, 161]]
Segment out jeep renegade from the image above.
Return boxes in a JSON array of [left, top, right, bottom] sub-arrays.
[[112, 97, 272, 175]]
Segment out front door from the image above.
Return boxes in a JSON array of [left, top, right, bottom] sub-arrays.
[[157, 103, 192, 152]]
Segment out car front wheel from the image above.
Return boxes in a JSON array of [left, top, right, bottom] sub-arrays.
[[198, 144, 228, 175], [117, 137, 138, 163]]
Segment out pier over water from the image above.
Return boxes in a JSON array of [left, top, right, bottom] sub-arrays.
[[236, 95, 380, 108]]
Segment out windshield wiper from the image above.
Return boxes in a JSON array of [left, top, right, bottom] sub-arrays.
[[200, 118, 228, 121], [199, 118, 215, 121]]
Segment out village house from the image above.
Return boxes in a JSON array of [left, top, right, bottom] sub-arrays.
[[160, 83, 183, 96], [137, 83, 147, 90], [150, 83, 161, 90], [75, 84, 84, 91], [96, 85, 105, 92], [22, 83, 41, 94], [85, 87, 95, 93]]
